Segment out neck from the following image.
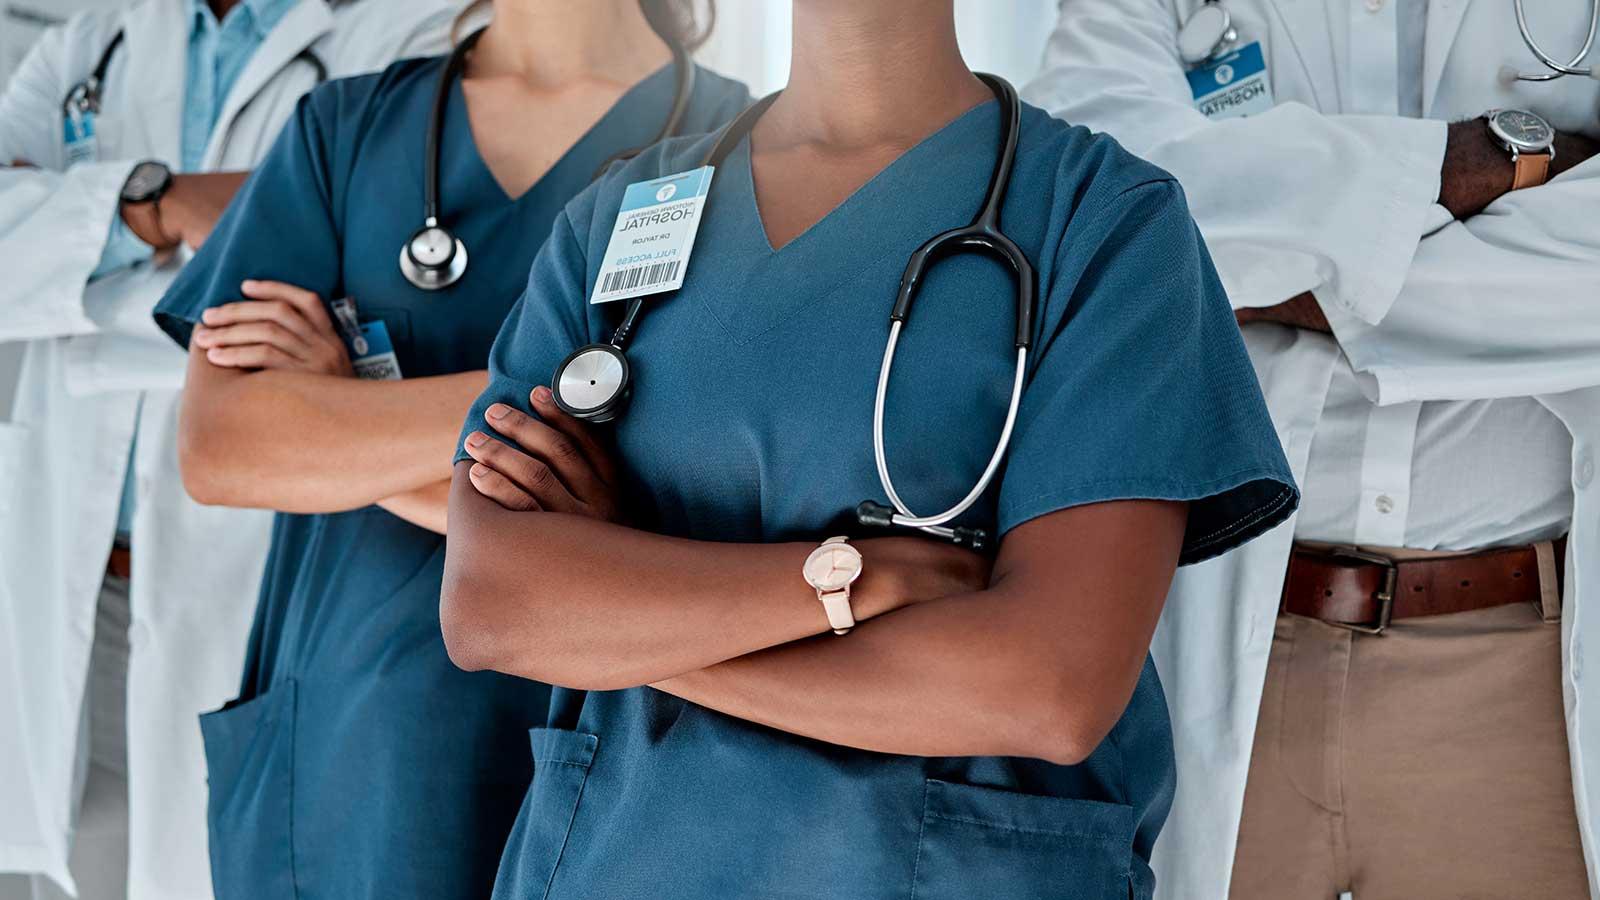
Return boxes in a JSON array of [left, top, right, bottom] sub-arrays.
[[209, 0, 242, 19], [471, 0, 672, 87], [765, 1, 988, 150]]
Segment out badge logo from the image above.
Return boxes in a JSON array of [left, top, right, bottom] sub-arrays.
[[1214, 64, 1235, 86], [655, 183, 678, 203]]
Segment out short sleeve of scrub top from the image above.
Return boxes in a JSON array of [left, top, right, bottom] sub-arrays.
[[456, 104, 1297, 900], [155, 87, 342, 347]]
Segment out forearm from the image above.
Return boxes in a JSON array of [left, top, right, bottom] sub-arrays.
[[441, 462, 948, 689], [655, 585, 1129, 766], [377, 479, 450, 533], [180, 350, 485, 510]]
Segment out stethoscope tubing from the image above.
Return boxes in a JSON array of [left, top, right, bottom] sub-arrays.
[[872, 323, 1027, 533], [1511, 0, 1600, 81]]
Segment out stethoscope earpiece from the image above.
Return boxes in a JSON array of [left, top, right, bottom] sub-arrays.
[[552, 343, 632, 423]]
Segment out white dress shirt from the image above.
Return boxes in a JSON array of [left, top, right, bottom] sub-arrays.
[[1294, 0, 1574, 551]]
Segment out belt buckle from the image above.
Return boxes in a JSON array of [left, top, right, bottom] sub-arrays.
[[1326, 546, 1397, 635]]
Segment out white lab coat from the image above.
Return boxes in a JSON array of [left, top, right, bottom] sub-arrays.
[[0, 1, 455, 897], [1027, 2, 1600, 897]]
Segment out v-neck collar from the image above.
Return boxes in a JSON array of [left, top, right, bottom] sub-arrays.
[[741, 98, 999, 255], [447, 60, 683, 208]]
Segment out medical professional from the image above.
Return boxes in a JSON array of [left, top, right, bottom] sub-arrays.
[[148, 2, 749, 897], [439, 1, 1297, 897], [0, 2, 454, 899], [1028, 2, 1600, 897]]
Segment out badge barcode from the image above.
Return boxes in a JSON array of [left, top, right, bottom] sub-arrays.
[[601, 260, 681, 295]]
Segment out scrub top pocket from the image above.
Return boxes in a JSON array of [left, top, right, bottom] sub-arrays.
[[199, 681, 299, 900], [911, 780, 1136, 900], [493, 728, 598, 900]]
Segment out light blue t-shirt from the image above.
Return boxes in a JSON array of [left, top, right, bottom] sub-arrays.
[[459, 101, 1298, 900], [104, 0, 296, 538]]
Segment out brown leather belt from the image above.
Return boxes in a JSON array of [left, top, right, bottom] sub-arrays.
[[107, 545, 132, 580], [1281, 539, 1564, 634]]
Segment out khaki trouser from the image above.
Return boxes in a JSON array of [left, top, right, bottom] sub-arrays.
[[1230, 599, 1589, 900]]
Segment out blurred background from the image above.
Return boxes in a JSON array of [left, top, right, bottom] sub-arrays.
[[0, 0, 1062, 420]]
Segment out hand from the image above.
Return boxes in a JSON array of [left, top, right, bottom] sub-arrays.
[[851, 536, 993, 618], [192, 280, 354, 376], [121, 171, 249, 250], [1234, 291, 1331, 333], [462, 385, 624, 522]]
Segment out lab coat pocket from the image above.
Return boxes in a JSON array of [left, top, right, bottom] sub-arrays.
[[496, 727, 598, 900], [911, 780, 1136, 900], [199, 682, 299, 900]]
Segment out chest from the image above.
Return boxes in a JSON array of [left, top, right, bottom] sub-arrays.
[[335, 121, 578, 379], [600, 198, 1031, 543]]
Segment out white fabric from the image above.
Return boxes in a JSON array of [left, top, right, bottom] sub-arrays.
[[1295, 0, 1574, 552], [1027, 1, 1600, 897], [0, 2, 456, 898]]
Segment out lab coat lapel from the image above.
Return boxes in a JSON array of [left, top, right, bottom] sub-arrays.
[[119, 0, 186, 166], [201, 0, 332, 167], [1261, 0, 1340, 110], [1423, 0, 1476, 113]]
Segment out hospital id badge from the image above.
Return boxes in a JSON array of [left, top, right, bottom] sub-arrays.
[[330, 297, 403, 381], [590, 166, 714, 304], [63, 109, 98, 167], [1188, 41, 1273, 120]]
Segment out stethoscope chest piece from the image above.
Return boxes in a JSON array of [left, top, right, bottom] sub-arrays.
[[553, 343, 632, 423], [400, 222, 468, 290], [1178, 2, 1238, 66]]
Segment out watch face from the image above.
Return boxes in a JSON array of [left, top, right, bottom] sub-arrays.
[[1490, 109, 1553, 152], [803, 543, 863, 592], [409, 227, 456, 267], [121, 161, 170, 203]]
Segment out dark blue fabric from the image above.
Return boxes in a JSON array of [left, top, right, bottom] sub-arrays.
[[463, 101, 1296, 899], [153, 56, 750, 900]]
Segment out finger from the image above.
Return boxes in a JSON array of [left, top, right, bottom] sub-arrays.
[[462, 431, 583, 515], [529, 385, 619, 486], [199, 300, 319, 345], [482, 402, 607, 506], [192, 321, 312, 359], [468, 462, 542, 512], [239, 280, 337, 333], [204, 343, 299, 370]]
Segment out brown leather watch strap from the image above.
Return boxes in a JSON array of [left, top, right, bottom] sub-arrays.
[[1281, 540, 1563, 634], [1512, 151, 1552, 190]]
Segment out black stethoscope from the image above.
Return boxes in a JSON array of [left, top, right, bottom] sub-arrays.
[[64, 30, 328, 156], [400, 20, 699, 291], [551, 74, 1034, 552]]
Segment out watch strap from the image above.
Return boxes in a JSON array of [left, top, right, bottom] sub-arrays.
[[1512, 151, 1552, 191], [819, 590, 855, 635]]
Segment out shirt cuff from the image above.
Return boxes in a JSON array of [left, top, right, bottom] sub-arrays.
[[1327, 116, 1448, 326]]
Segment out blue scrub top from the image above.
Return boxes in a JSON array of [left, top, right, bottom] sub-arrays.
[[461, 101, 1297, 900], [153, 56, 750, 900]]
